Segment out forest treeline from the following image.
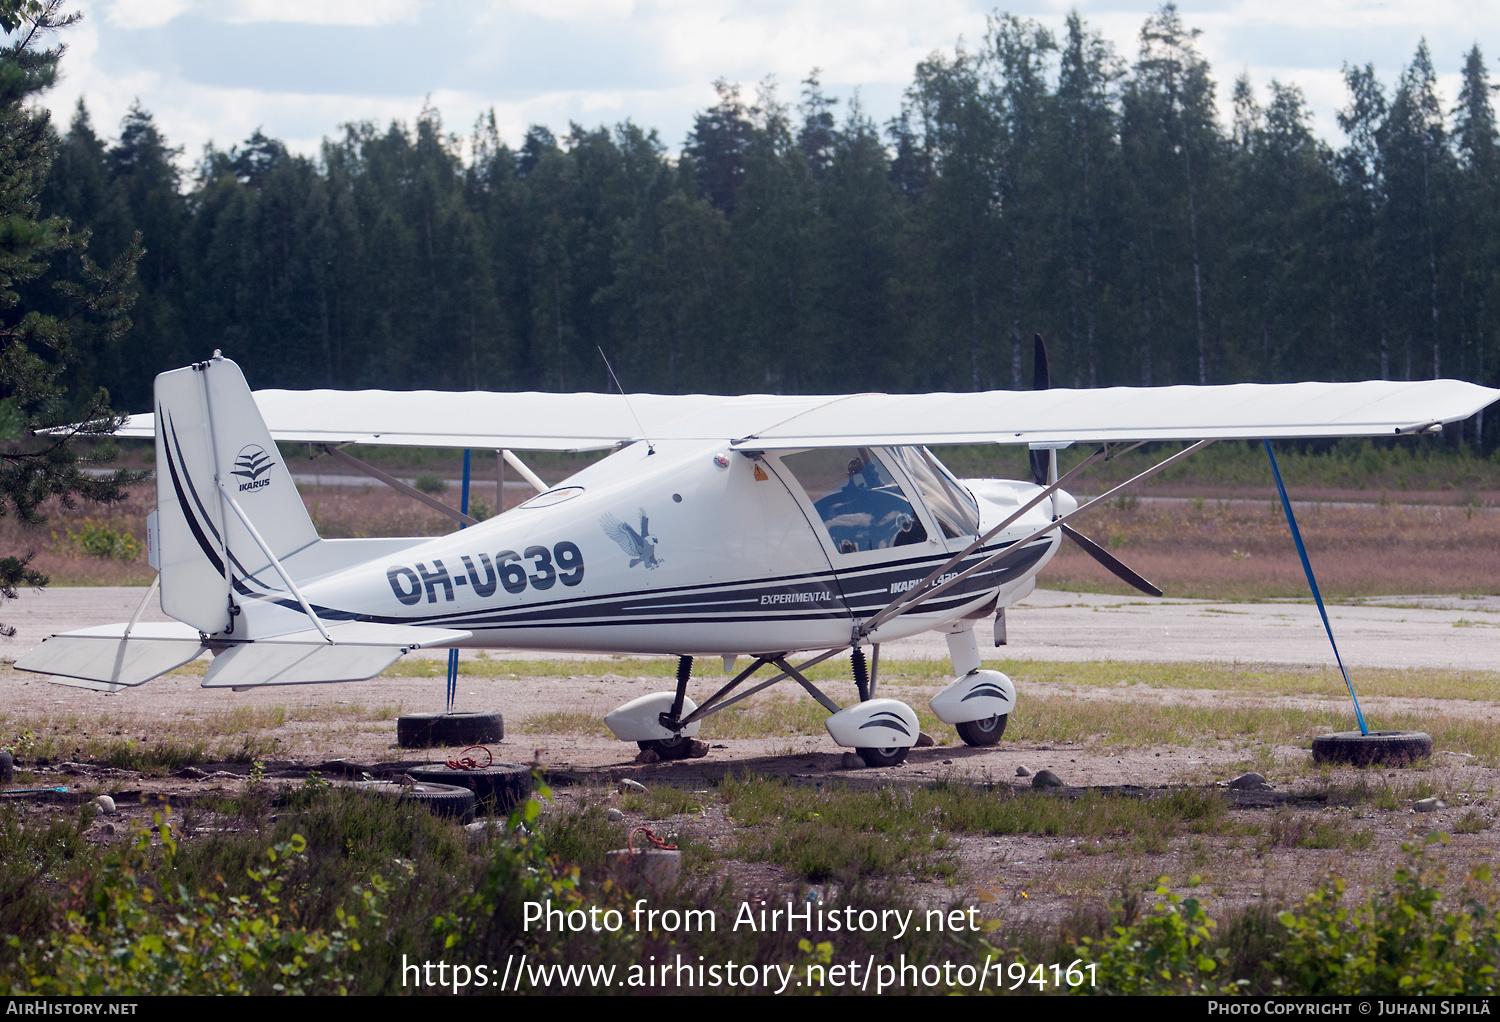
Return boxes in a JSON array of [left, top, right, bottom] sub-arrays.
[[29, 5, 1500, 449]]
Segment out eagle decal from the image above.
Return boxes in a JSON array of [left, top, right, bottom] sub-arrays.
[[600, 507, 661, 570]]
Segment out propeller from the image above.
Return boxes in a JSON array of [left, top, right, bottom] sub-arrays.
[[1028, 333, 1163, 598], [1028, 333, 1051, 488], [1059, 523, 1163, 598]]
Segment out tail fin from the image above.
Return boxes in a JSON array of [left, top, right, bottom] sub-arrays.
[[155, 355, 318, 635]]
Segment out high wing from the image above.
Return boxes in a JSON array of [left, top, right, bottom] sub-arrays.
[[111, 379, 1498, 450]]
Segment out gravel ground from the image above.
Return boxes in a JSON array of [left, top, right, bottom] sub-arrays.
[[4, 586, 1496, 931]]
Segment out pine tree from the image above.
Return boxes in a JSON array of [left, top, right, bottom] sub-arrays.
[[0, 0, 142, 633], [1454, 44, 1498, 448]]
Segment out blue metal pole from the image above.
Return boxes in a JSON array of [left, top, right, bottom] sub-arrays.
[[1264, 440, 1369, 735], [447, 449, 472, 713]]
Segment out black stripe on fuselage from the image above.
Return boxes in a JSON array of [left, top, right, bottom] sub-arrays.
[[329, 540, 1050, 633]]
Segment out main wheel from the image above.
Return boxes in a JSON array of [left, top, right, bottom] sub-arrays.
[[638, 735, 695, 761], [857, 745, 909, 768], [955, 714, 1008, 747]]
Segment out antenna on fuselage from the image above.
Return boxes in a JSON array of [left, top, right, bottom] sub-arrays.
[[598, 346, 654, 456]]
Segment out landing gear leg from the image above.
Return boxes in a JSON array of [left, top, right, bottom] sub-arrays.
[[642, 656, 697, 759], [850, 644, 908, 766]]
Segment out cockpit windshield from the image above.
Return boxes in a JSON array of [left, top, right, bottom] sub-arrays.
[[780, 447, 928, 554], [889, 446, 981, 540]]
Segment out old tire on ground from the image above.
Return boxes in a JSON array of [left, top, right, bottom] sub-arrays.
[[1311, 730, 1432, 767], [406, 763, 531, 814], [638, 736, 695, 761], [396, 711, 504, 749], [955, 714, 1008, 747], [351, 780, 476, 822], [856, 745, 909, 769]]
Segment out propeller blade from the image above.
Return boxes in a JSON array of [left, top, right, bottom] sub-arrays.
[[1031, 332, 1050, 391], [1060, 523, 1163, 597], [1029, 333, 1051, 486]]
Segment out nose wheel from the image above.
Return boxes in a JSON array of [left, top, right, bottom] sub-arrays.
[[955, 714, 1007, 746], [856, 745, 909, 768], [638, 736, 696, 761]]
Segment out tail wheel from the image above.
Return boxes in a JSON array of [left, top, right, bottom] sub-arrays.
[[856, 745, 909, 768], [955, 714, 1008, 747], [639, 735, 695, 760]]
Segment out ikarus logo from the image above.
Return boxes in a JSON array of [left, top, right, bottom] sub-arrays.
[[232, 444, 274, 493]]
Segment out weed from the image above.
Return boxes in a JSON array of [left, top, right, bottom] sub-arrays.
[[1272, 834, 1500, 994], [1260, 809, 1375, 852], [101, 740, 207, 773], [521, 711, 612, 737], [620, 785, 705, 819], [50, 519, 142, 560], [1069, 876, 1240, 995], [1454, 810, 1490, 834]]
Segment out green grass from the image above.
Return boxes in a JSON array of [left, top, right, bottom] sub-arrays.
[[989, 659, 1500, 702], [618, 785, 707, 819], [6, 769, 1499, 996], [1007, 694, 1500, 765], [397, 656, 1500, 763], [1321, 775, 1443, 810], [386, 656, 1500, 704], [0, 701, 401, 769], [1454, 810, 1492, 834], [717, 777, 1242, 880], [1261, 808, 1376, 852]]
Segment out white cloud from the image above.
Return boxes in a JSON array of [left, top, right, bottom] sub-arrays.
[[101, 0, 193, 30], [220, 0, 424, 26], [497, 0, 636, 23], [101, 0, 424, 29], [40, 0, 1500, 175]]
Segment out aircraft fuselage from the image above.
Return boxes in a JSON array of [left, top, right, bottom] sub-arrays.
[[239, 439, 1062, 656]]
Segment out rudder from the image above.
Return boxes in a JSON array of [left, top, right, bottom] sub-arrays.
[[154, 355, 318, 635]]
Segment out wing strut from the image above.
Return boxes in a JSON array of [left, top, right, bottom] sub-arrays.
[[862, 440, 1215, 635], [319, 444, 478, 525], [502, 449, 548, 493]]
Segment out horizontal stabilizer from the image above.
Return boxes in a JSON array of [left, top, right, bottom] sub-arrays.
[[244, 622, 471, 648], [202, 643, 405, 688], [201, 623, 471, 688], [14, 622, 207, 691]]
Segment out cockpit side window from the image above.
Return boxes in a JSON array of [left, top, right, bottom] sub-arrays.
[[780, 447, 928, 554], [890, 446, 981, 540]]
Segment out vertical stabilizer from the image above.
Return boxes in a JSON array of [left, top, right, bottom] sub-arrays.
[[154, 356, 318, 634]]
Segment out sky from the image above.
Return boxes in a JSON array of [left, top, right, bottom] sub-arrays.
[[27, 0, 1500, 171]]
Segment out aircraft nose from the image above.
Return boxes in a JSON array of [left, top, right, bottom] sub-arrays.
[[1054, 488, 1079, 518]]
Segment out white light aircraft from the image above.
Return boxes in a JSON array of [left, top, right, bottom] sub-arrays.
[[15, 349, 1498, 767]]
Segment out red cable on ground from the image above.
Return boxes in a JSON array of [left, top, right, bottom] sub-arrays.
[[445, 745, 494, 770], [628, 826, 678, 857]]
